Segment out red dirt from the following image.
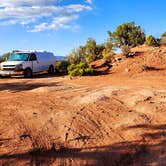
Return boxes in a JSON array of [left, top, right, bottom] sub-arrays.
[[0, 45, 165, 166]]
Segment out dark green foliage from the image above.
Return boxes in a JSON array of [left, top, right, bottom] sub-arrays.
[[84, 66, 94, 75], [66, 39, 98, 77], [66, 22, 166, 77], [95, 44, 105, 59], [55, 60, 69, 72], [145, 35, 160, 46], [67, 22, 147, 70], [67, 38, 105, 66], [84, 38, 105, 63], [85, 38, 97, 63], [67, 63, 94, 77], [0, 57, 3, 63], [102, 35, 115, 62], [0, 52, 10, 63], [107, 31, 116, 48], [121, 45, 131, 57], [160, 32, 166, 45], [112, 22, 146, 48], [102, 49, 115, 62], [160, 37, 166, 45], [68, 63, 85, 76], [161, 32, 166, 37], [67, 48, 85, 65]]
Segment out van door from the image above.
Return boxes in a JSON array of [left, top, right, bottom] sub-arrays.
[[29, 53, 40, 72]]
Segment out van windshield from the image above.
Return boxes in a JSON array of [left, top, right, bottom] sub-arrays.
[[8, 53, 30, 61]]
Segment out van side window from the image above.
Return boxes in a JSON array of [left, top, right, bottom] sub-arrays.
[[29, 53, 37, 61]]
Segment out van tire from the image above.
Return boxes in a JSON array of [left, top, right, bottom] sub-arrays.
[[24, 68, 33, 78], [48, 65, 55, 74]]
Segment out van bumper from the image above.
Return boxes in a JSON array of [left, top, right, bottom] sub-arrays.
[[0, 70, 24, 76]]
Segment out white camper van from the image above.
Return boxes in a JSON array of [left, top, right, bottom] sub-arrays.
[[0, 50, 56, 77]]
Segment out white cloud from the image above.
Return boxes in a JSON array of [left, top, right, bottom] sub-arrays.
[[0, 0, 93, 32], [0, 0, 58, 7], [86, 0, 93, 4], [29, 15, 79, 32]]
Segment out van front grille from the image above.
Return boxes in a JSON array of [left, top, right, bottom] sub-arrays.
[[3, 68, 15, 71], [2, 65, 15, 71], [3, 65, 15, 68]]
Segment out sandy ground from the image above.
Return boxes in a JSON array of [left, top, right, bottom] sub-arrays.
[[0, 72, 165, 166], [0, 46, 166, 166]]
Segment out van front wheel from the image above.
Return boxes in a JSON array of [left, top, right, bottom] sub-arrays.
[[48, 65, 55, 74], [24, 68, 33, 78]]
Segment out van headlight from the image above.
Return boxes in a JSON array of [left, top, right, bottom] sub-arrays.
[[15, 64, 23, 71]]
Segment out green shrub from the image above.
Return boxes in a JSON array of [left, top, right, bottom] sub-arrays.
[[69, 68, 84, 77], [161, 32, 166, 37], [84, 67, 94, 75], [67, 63, 94, 77], [0, 58, 4, 63], [102, 48, 115, 62], [0, 52, 11, 63], [55, 60, 69, 72], [68, 63, 84, 76], [145, 35, 159, 46], [0, 56, 6, 63], [68, 63, 86, 71], [160, 37, 166, 45], [121, 45, 131, 57], [112, 22, 146, 48]]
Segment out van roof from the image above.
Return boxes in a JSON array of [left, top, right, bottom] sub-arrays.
[[13, 50, 52, 53]]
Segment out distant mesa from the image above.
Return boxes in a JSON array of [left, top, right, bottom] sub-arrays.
[[55, 56, 67, 61]]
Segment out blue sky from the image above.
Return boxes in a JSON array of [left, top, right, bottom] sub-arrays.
[[0, 0, 165, 56]]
